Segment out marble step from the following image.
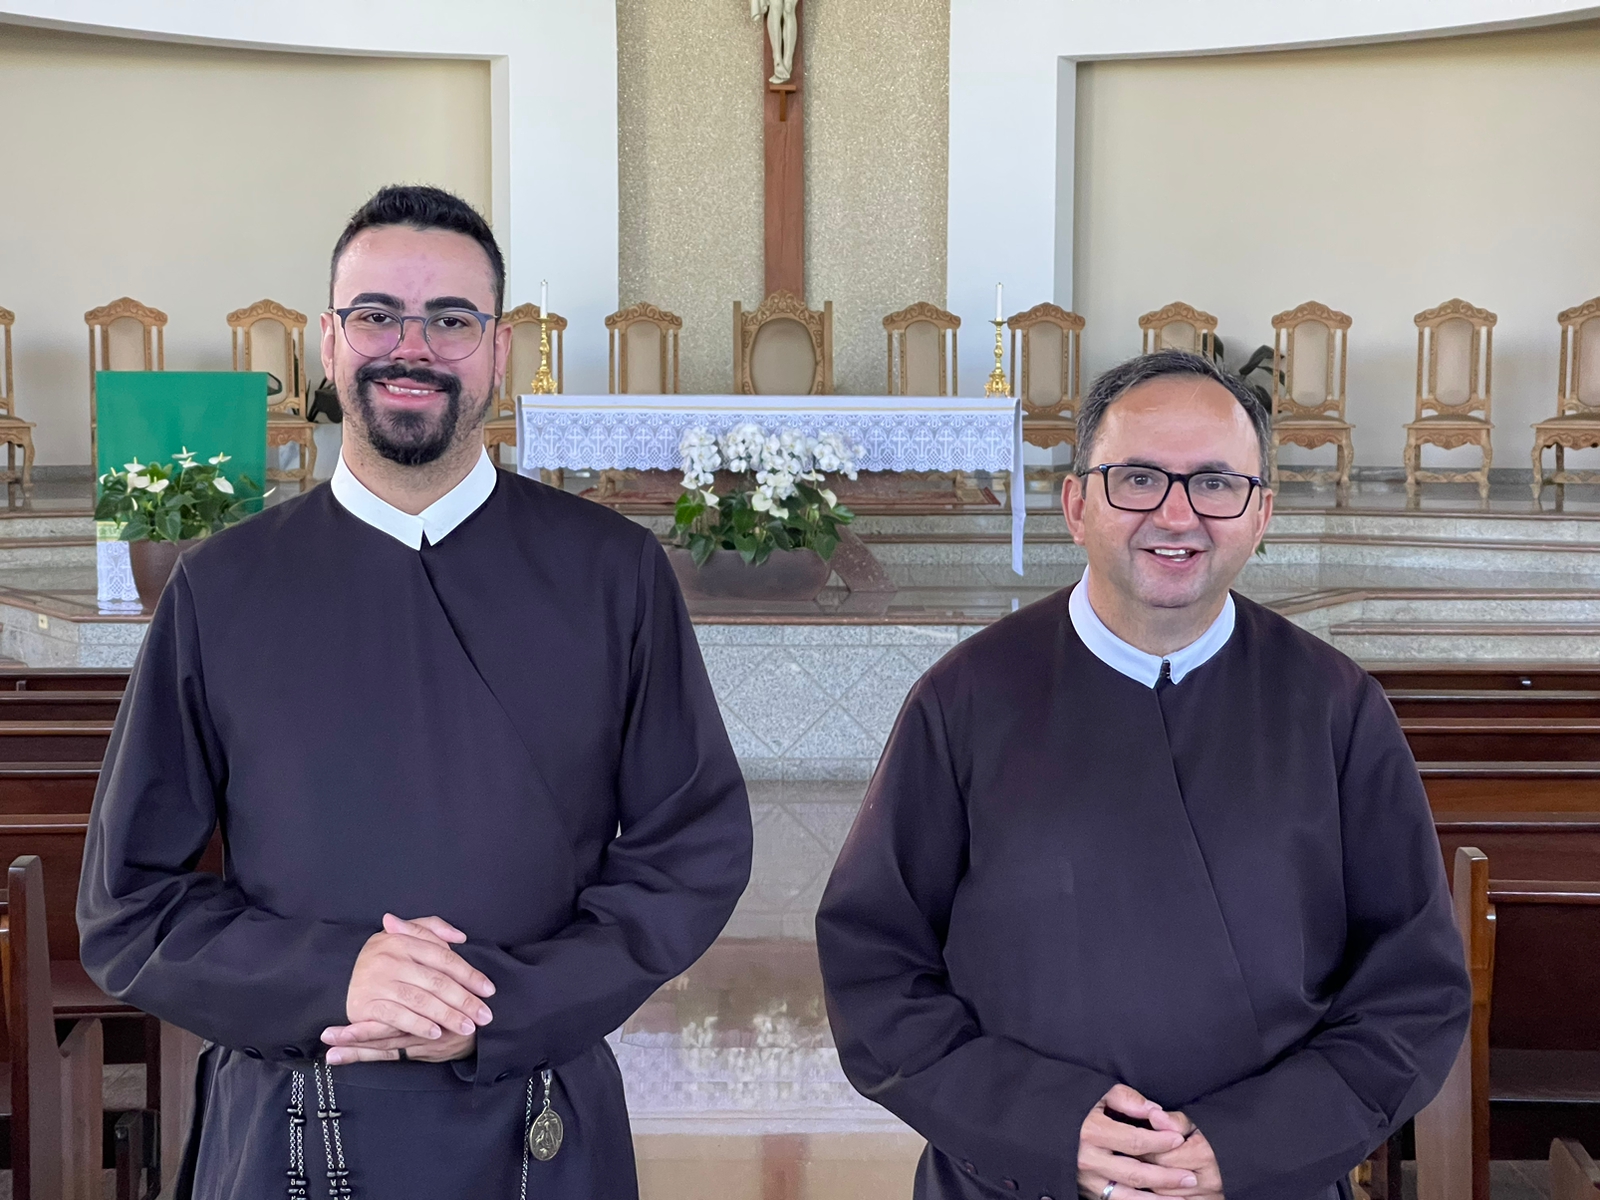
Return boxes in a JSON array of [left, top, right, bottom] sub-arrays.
[[0, 535, 96, 570], [1278, 589, 1600, 661], [0, 515, 97, 540]]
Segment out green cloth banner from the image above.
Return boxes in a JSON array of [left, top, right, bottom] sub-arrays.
[[95, 372, 268, 507]]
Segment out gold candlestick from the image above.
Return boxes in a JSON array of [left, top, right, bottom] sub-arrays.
[[528, 310, 557, 395], [984, 318, 1009, 397]]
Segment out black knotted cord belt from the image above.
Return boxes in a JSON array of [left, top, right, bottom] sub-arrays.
[[287, 1062, 550, 1199]]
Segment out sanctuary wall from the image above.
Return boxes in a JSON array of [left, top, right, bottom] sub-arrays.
[[0, 24, 491, 466], [617, 0, 948, 397], [1073, 22, 1600, 472]]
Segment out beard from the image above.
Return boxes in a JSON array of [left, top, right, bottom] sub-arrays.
[[349, 362, 489, 467]]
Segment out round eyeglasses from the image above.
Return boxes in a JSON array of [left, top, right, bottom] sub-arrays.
[[332, 306, 496, 362], [1087, 463, 1264, 519]]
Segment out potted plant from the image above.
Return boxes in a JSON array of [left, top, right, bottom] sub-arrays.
[[95, 448, 262, 607], [668, 423, 859, 601]]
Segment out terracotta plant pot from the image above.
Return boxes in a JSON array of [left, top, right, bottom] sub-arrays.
[[128, 538, 202, 610], [667, 547, 832, 602]]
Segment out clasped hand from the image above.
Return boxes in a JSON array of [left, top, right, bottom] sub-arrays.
[[1077, 1084, 1224, 1200], [320, 913, 496, 1065]]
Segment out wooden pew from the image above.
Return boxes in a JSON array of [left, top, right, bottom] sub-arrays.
[[0, 693, 123, 722], [0, 671, 127, 694], [0, 764, 100, 815], [1401, 717, 1600, 763], [1372, 664, 1600, 691], [1553, 1138, 1600, 1200], [1, 854, 104, 1200], [1423, 763, 1600, 814], [1388, 689, 1600, 719], [1415, 848, 1600, 1200], [0, 817, 203, 1199], [0, 723, 113, 764], [1434, 814, 1600, 880]]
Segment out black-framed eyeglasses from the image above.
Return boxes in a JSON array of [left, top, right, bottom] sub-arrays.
[[1086, 463, 1264, 519], [332, 305, 497, 362]]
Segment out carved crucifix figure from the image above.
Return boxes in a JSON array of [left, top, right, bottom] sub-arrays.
[[752, 0, 799, 84]]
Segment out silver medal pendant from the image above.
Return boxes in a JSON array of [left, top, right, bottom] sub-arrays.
[[527, 1069, 563, 1162]]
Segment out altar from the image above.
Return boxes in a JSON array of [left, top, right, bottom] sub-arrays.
[[517, 393, 1027, 575]]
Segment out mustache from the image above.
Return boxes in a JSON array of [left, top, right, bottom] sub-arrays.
[[354, 362, 462, 398]]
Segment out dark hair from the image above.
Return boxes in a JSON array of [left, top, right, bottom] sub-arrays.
[[328, 185, 505, 315], [1073, 349, 1272, 478]]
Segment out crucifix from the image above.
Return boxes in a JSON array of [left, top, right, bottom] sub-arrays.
[[753, 0, 804, 297]]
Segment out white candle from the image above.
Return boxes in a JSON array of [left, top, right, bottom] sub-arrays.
[[996, 283, 1003, 323], [541, 280, 548, 318]]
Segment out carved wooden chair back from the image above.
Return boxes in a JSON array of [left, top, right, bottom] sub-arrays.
[[1270, 302, 1351, 422], [1415, 299, 1496, 422], [734, 291, 833, 395], [0, 307, 14, 420], [1556, 298, 1600, 418], [499, 304, 567, 415], [607, 303, 683, 395], [1139, 302, 1216, 358], [85, 298, 167, 458], [1008, 303, 1085, 419], [228, 301, 307, 417], [883, 302, 959, 397]]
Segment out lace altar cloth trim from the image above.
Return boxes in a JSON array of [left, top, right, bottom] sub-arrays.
[[517, 396, 1018, 474]]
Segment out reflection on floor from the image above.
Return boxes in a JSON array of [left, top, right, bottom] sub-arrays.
[[621, 937, 925, 1199]]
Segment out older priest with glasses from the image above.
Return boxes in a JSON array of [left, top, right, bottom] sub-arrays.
[[78, 185, 753, 1198], [816, 350, 1469, 1200]]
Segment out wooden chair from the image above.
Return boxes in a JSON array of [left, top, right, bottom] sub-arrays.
[[734, 291, 833, 395], [1008, 303, 1085, 454], [485, 303, 566, 466], [607, 302, 682, 395], [228, 300, 315, 487], [85, 298, 166, 467], [1268, 302, 1354, 493], [1138, 302, 1217, 357], [1, 854, 104, 1200], [1415, 847, 1600, 1200], [1552, 1139, 1600, 1200], [1532, 297, 1600, 499], [883, 302, 959, 397], [1405, 299, 1497, 501], [0, 308, 36, 489]]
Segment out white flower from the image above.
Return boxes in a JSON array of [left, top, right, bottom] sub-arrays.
[[127, 474, 150, 490], [718, 422, 768, 474], [123, 460, 144, 474], [701, 489, 720, 508], [145, 478, 170, 494], [172, 447, 196, 464], [678, 427, 722, 490], [209, 453, 232, 465], [213, 477, 235, 495], [820, 487, 837, 508]]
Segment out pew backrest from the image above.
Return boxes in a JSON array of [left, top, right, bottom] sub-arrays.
[[1, 854, 66, 1200]]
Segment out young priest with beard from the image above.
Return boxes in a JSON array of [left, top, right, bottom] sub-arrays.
[[79, 185, 753, 1198], [816, 351, 1469, 1200]]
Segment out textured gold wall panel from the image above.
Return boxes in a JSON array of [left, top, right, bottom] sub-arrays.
[[806, 0, 949, 395], [618, 0, 949, 396]]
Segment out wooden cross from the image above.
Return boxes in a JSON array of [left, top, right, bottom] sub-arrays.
[[762, 1, 804, 298]]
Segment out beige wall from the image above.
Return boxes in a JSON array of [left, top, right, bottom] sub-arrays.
[[618, 0, 948, 396], [0, 23, 490, 466], [1074, 24, 1600, 472]]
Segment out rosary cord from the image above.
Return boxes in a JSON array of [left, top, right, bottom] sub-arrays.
[[287, 1070, 307, 1199], [313, 1060, 353, 1198], [519, 1077, 535, 1200]]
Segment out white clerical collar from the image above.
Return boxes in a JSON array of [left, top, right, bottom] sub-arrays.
[[1068, 568, 1236, 688], [330, 450, 497, 550]]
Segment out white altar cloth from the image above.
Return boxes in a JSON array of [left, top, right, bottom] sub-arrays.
[[518, 394, 1025, 575]]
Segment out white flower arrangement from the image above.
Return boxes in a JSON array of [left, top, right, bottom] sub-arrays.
[[673, 424, 862, 566]]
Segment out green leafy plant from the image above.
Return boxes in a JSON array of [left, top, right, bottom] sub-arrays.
[[670, 424, 858, 568], [95, 449, 262, 543]]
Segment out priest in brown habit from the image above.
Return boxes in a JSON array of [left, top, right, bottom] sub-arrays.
[[816, 350, 1470, 1200], [78, 185, 753, 1198]]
